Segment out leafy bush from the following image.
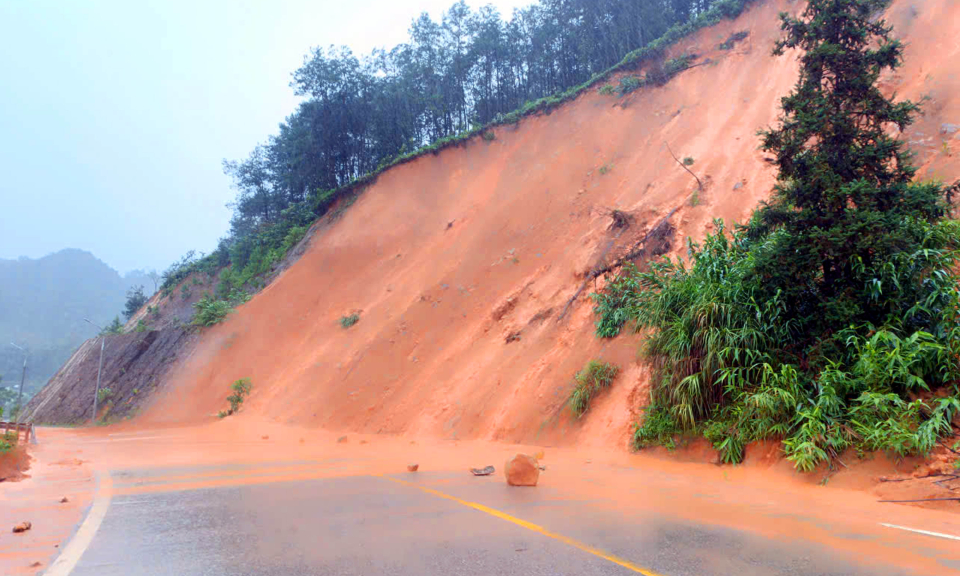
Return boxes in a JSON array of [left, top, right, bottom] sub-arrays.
[[0, 432, 15, 454], [481, 130, 496, 141], [633, 402, 683, 451], [598, 84, 616, 95], [97, 388, 113, 403], [590, 265, 640, 338], [340, 313, 360, 328], [569, 360, 620, 417], [191, 294, 235, 327], [227, 378, 253, 413], [617, 76, 642, 95]]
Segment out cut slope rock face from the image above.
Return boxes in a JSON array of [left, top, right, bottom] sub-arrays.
[[142, 0, 960, 449]]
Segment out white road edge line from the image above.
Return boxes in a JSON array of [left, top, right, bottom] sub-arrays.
[[45, 471, 114, 576], [880, 523, 960, 541]]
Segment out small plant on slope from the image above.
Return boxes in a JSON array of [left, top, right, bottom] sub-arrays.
[[191, 293, 234, 327], [340, 313, 360, 328], [226, 378, 253, 414], [590, 264, 640, 338], [569, 360, 620, 417]]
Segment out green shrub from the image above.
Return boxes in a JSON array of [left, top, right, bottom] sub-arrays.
[[590, 265, 640, 338], [191, 293, 235, 327], [0, 433, 15, 454], [227, 378, 253, 413], [617, 76, 642, 95], [633, 402, 683, 451], [598, 84, 616, 95], [340, 313, 360, 328], [97, 388, 113, 403], [682, 157, 694, 166], [481, 130, 496, 141], [134, 319, 149, 333], [569, 360, 620, 417]]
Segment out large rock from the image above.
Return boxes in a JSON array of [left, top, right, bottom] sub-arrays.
[[504, 454, 540, 486]]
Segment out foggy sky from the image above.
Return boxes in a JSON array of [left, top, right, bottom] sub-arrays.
[[0, 0, 528, 274]]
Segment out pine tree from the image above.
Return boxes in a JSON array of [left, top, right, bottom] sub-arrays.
[[748, 0, 950, 338]]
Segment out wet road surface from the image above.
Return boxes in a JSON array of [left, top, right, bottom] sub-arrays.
[[68, 462, 909, 576]]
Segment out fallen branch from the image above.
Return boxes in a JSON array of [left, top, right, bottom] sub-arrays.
[[938, 442, 960, 456], [665, 142, 703, 192], [557, 206, 679, 321], [878, 472, 954, 483], [878, 497, 960, 503]]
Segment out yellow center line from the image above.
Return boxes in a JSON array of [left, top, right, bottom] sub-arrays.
[[380, 475, 665, 576]]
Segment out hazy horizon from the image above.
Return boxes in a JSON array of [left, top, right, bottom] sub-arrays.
[[0, 0, 528, 274]]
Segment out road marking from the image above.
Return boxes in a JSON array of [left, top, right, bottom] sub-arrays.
[[45, 471, 114, 576], [381, 475, 665, 576], [880, 523, 960, 541], [110, 499, 154, 506]]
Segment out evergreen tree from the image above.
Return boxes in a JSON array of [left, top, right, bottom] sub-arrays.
[[123, 285, 148, 321], [749, 0, 949, 340]]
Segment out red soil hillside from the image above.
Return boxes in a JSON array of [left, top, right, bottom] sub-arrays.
[[143, 0, 960, 449]]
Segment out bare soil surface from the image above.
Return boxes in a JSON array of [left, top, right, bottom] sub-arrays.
[[0, 445, 30, 483]]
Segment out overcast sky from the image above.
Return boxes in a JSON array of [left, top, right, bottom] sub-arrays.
[[0, 0, 528, 274]]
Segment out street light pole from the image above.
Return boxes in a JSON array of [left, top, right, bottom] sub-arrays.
[[8, 343, 26, 423], [83, 319, 105, 425]]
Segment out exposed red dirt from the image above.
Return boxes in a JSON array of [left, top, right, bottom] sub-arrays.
[[0, 446, 30, 482], [127, 0, 960, 505]]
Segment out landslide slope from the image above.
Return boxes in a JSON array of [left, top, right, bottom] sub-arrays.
[[142, 0, 960, 448]]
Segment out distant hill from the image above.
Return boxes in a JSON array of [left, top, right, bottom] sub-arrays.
[[0, 249, 154, 411]]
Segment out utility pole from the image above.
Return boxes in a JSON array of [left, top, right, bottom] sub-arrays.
[[8, 343, 26, 424], [83, 319, 106, 425]]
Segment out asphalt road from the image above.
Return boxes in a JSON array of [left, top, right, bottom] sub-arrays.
[[65, 463, 913, 576]]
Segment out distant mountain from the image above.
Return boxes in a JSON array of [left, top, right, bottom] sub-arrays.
[[0, 249, 154, 411]]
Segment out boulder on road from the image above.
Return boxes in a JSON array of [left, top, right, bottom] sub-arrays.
[[504, 454, 539, 486], [12, 521, 32, 533]]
